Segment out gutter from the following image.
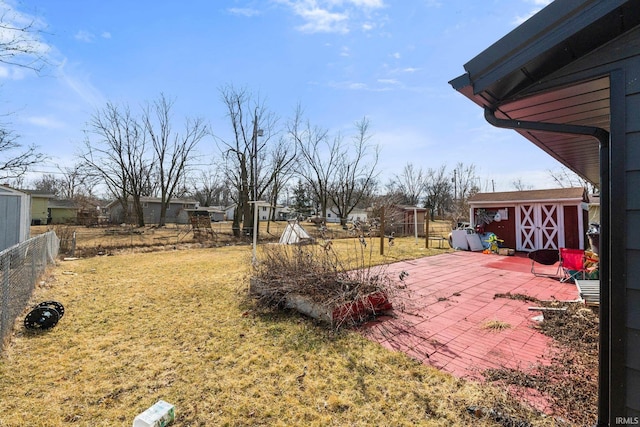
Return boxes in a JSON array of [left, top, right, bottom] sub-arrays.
[[484, 108, 610, 426]]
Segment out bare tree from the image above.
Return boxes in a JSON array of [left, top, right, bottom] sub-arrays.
[[263, 136, 297, 230], [328, 117, 379, 225], [424, 165, 452, 219], [0, 5, 49, 72], [450, 162, 479, 223], [218, 85, 276, 236], [547, 166, 593, 192], [81, 102, 150, 226], [389, 162, 428, 206], [0, 7, 49, 179], [142, 94, 207, 226], [288, 105, 338, 220], [0, 128, 45, 180], [190, 168, 230, 207], [512, 178, 533, 191]]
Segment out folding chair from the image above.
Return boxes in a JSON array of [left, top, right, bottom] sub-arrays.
[[559, 248, 588, 283], [528, 248, 561, 278]]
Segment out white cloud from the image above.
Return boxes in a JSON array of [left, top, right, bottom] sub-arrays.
[[57, 59, 105, 108], [328, 80, 400, 92], [513, 0, 552, 26], [276, 0, 385, 34], [75, 30, 94, 43], [339, 46, 350, 56], [74, 30, 110, 41], [24, 116, 65, 129], [348, 82, 367, 89], [391, 52, 400, 59], [0, 64, 27, 80], [346, 0, 384, 8], [296, 6, 349, 33], [377, 78, 399, 85], [387, 66, 419, 74], [227, 7, 261, 17]]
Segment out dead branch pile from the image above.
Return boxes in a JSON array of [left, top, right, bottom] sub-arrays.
[[251, 241, 397, 319], [484, 302, 599, 425]]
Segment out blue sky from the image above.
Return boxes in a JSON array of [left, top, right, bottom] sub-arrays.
[[2, 0, 566, 192]]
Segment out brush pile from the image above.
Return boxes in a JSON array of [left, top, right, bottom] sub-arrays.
[[251, 239, 397, 326], [484, 302, 599, 425]]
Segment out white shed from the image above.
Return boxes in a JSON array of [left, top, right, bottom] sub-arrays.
[[0, 186, 30, 252]]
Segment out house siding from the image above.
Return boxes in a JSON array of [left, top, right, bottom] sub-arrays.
[[622, 46, 640, 415], [0, 189, 29, 251], [472, 206, 517, 249], [143, 202, 193, 224], [109, 199, 196, 225], [30, 197, 49, 225], [626, 90, 640, 413], [50, 208, 77, 224], [452, 2, 640, 420], [470, 194, 585, 252], [523, 25, 640, 416]]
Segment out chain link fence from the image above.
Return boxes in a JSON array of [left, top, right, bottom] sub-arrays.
[[0, 231, 60, 351]]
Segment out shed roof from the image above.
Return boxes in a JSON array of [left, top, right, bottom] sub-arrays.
[[395, 205, 427, 212], [0, 185, 26, 196], [105, 196, 198, 209], [20, 189, 55, 198], [449, 0, 640, 187], [48, 199, 78, 209], [468, 187, 586, 204]]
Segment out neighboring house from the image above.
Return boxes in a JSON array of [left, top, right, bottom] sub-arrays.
[[224, 204, 236, 222], [386, 205, 427, 237], [274, 206, 294, 221], [48, 199, 79, 224], [106, 197, 197, 224], [0, 186, 30, 252], [20, 190, 54, 225], [225, 202, 280, 222], [468, 188, 589, 251], [450, 0, 640, 419], [256, 201, 273, 221], [325, 207, 369, 224]]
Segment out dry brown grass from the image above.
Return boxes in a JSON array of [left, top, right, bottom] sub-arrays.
[[32, 220, 453, 258], [0, 239, 557, 426], [480, 320, 512, 331]]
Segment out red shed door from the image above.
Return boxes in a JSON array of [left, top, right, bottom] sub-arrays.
[[516, 203, 564, 251]]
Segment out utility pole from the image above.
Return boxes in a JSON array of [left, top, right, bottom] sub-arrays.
[[453, 168, 457, 201], [250, 109, 263, 239]]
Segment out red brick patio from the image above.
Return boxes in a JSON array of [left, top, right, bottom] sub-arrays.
[[361, 250, 579, 386]]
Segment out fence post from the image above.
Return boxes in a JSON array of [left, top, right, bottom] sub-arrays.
[[425, 209, 430, 249], [1, 256, 10, 347], [31, 241, 37, 284], [71, 231, 76, 257], [379, 207, 385, 256]]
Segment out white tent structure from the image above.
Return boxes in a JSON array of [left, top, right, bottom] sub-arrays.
[[279, 221, 313, 245]]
